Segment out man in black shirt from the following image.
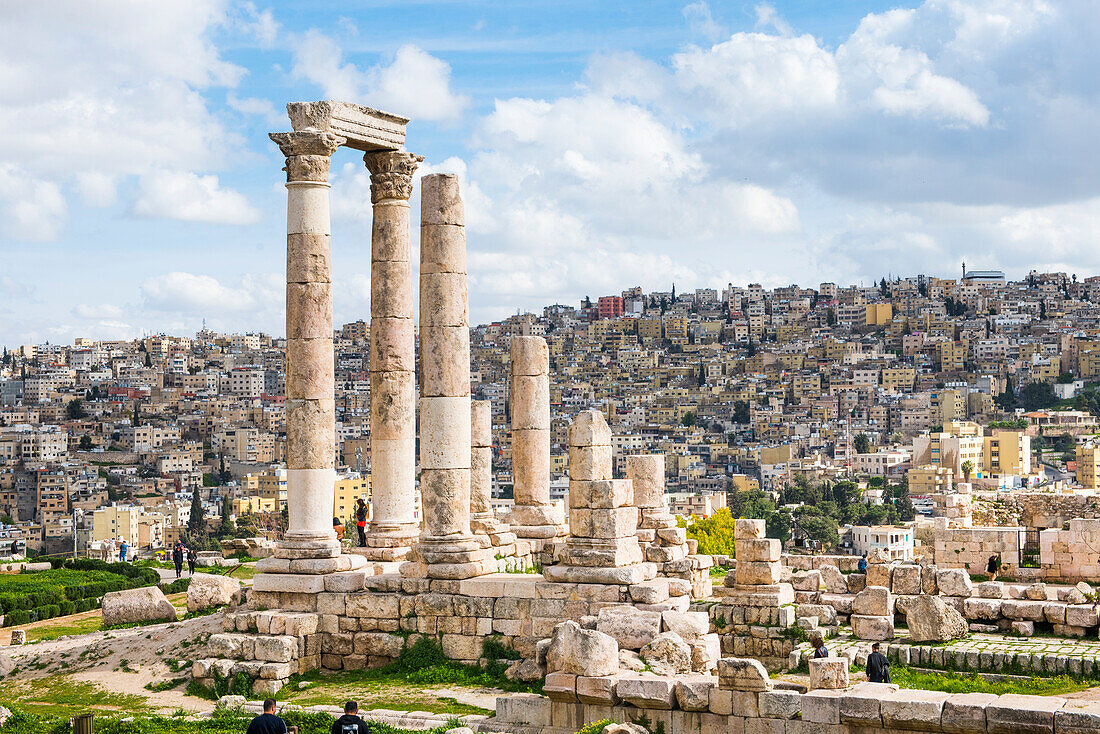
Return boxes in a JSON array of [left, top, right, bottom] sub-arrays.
[[866, 643, 891, 683], [247, 699, 297, 734], [331, 700, 371, 734]]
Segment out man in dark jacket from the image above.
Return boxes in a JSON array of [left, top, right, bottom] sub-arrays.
[[331, 700, 370, 734], [247, 699, 297, 734], [867, 642, 891, 683], [355, 499, 368, 547], [172, 543, 184, 579]]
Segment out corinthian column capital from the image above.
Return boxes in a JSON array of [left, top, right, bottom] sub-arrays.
[[364, 150, 424, 203], [270, 131, 346, 182]]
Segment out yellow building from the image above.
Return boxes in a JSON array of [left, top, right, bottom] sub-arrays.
[[983, 431, 1031, 478], [908, 465, 953, 494], [730, 475, 761, 493], [865, 303, 893, 326], [933, 390, 967, 424], [1077, 444, 1100, 489], [936, 341, 966, 372], [333, 475, 371, 525]]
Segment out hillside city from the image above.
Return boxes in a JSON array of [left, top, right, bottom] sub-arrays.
[[4, 267, 1100, 576]]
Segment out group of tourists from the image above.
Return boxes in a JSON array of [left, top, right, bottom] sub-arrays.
[[248, 700, 371, 734], [100, 538, 129, 563], [171, 541, 197, 579], [332, 498, 369, 548]]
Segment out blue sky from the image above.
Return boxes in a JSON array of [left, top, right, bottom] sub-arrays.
[[2, 0, 1100, 347]]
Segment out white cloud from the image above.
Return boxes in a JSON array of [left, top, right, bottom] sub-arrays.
[[73, 304, 125, 320], [683, 2, 725, 42], [141, 272, 282, 316], [0, 164, 67, 241], [290, 32, 469, 122], [132, 170, 261, 225]]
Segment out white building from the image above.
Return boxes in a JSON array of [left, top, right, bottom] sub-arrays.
[[851, 524, 914, 561]]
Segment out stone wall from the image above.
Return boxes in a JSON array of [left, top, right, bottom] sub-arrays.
[[1040, 519, 1100, 582], [932, 526, 1022, 576], [1005, 493, 1100, 529]]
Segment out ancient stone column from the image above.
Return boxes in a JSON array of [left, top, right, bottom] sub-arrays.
[[625, 455, 675, 529], [470, 400, 495, 532], [505, 336, 565, 539], [270, 130, 344, 563], [407, 173, 491, 580], [363, 150, 423, 558]]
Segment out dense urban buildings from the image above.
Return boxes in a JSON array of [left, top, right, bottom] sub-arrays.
[[3, 269, 1100, 573]]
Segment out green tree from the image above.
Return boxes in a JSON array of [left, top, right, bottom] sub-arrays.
[[961, 460, 974, 483], [681, 411, 696, 427], [685, 509, 737, 556], [78, 435, 93, 450], [66, 399, 87, 419], [189, 489, 206, 535], [765, 508, 791, 544], [1020, 381, 1057, 411], [733, 401, 751, 424], [853, 433, 871, 454]]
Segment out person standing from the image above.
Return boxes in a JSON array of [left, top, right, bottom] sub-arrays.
[[867, 642, 891, 683], [172, 542, 184, 579], [246, 699, 297, 734], [331, 701, 370, 734], [810, 633, 829, 659], [355, 498, 368, 548], [987, 553, 1001, 581], [857, 553, 868, 574], [187, 545, 197, 576], [119, 539, 128, 563]]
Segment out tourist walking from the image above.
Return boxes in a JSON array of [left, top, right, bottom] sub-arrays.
[[867, 642, 891, 683], [172, 542, 184, 579], [246, 699, 297, 734], [118, 539, 128, 562], [187, 546, 197, 576], [331, 701, 370, 734], [987, 553, 1001, 581], [355, 498, 368, 548], [857, 553, 867, 574]]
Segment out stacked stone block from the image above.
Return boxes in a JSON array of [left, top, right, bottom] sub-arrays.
[[505, 336, 566, 540], [407, 174, 493, 581], [544, 410, 656, 586], [932, 484, 973, 530], [710, 519, 796, 671], [470, 399, 517, 551]]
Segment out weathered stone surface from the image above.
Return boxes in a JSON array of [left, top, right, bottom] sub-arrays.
[[1026, 583, 1048, 601], [734, 560, 781, 586], [675, 674, 717, 711], [1057, 701, 1100, 734], [640, 632, 691, 675], [963, 598, 1002, 620], [575, 674, 621, 705], [976, 581, 1005, 599], [717, 657, 772, 691], [546, 620, 619, 677], [809, 658, 849, 690], [853, 586, 892, 616], [102, 586, 177, 628], [802, 690, 842, 724], [921, 565, 938, 595], [892, 564, 922, 595], [737, 538, 780, 562], [941, 692, 998, 733], [187, 573, 242, 613], [662, 610, 709, 641], [881, 688, 950, 731], [617, 675, 677, 709], [820, 565, 848, 593], [986, 693, 1065, 734], [759, 689, 802, 719], [596, 606, 662, 649], [841, 682, 898, 726], [851, 614, 894, 640], [906, 594, 969, 642], [734, 519, 766, 538], [937, 568, 974, 597]]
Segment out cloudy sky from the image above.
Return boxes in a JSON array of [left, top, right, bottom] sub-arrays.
[[2, 0, 1099, 347]]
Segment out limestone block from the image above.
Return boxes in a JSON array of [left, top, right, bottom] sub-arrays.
[[420, 223, 466, 274], [419, 327, 470, 397], [986, 693, 1065, 734], [543, 562, 657, 585], [690, 634, 720, 672], [963, 598, 1002, 621], [561, 536, 642, 567], [629, 579, 670, 605], [1025, 583, 1048, 601], [738, 538, 781, 563], [369, 317, 415, 373], [511, 375, 551, 430], [717, 657, 772, 691], [676, 675, 717, 712], [254, 636, 298, 663], [867, 563, 893, 589], [421, 173, 464, 226], [369, 370, 415, 439], [922, 565, 939, 595], [420, 397, 471, 469], [420, 272, 468, 328], [546, 620, 619, 677], [287, 233, 331, 284], [734, 519, 766, 539], [792, 570, 821, 591], [809, 658, 849, 690], [1066, 605, 1099, 627], [801, 690, 842, 724], [370, 201, 412, 262], [796, 604, 838, 626], [286, 282, 333, 340], [286, 184, 331, 235], [941, 692, 998, 733], [623, 455, 665, 508], [512, 429, 551, 501], [596, 606, 663, 649], [285, 340, 335, 401], [285, 399, 336, 468], [354, 632, 404, 657], [568, 445, 613, 481], [569, 479, 633, 509], [1002, 600, 1046, 622], [662, 610, 710, 641], [758, 689, 802, 719], [617, 675, 677, 709], [1043, 603, 1067, 624], [510, 336, 549, 376], [640, 632, 692, 675], [937, 568, 974, 597], [879, 689, 950, 731], [646, 545, 685, 563], [569, 409, 611, 447], [851, 614, 894, 640], [420, 469, 472, 537], [470, 400, 492, 447], [569, 507, 637, 539], [820, 565, 848, 594], [977, 581, 1005, 599], [372, 260, 415, 318], [187, 573, 242, 612], [1011, 621, 1034, 636], [734, 561, 781, 586], [576, 674, 621, 705], [848, 573, 867, 593], [543, 672, 577, 702], [1057, 701, 1100, 734], [841, 682, 899, 726], [892, 565, 922, 595], [906, 595, 968, 642], [853, 586, 892, 616], [102, 586, 177, 628]]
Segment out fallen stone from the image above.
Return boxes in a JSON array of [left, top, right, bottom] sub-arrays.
[[809, 658, 849, 690], [187, 573, 242, 613], [905, 595, 968, 642], [853, 586, 892, 616], [851, 614, 894, 640], [617, 675, 677, 709], [102, 586, 177, 628], [596, 606, 662, 649], [717, 657, 771, 691], [936, 568, 973, 597], [640, 632, 691, 675], [546, 620, 619, 677]]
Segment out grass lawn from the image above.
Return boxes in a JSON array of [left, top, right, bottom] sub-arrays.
[[0, 676, 150, 718], [24, 613, 102, 642], [887, 666, 1100, 697], [280, 670, 494, 716]]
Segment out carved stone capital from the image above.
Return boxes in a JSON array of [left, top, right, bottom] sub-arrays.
[[270, 131, 346, 182], [364, 150, 424, 203]]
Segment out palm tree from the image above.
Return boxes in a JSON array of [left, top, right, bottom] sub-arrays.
[[961, 460, 974, 483]]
